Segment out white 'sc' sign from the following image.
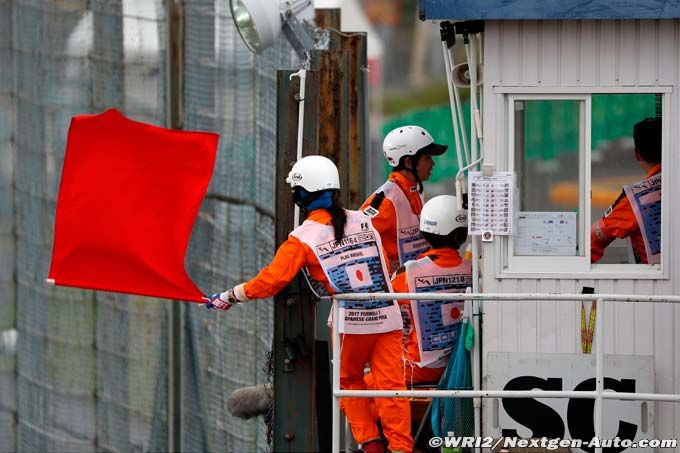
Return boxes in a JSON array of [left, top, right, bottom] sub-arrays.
[[486, 353, 654, 453]]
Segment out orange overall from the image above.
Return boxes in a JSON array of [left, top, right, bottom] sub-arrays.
[[391, 248, 467, 385], [591, 164, 661, 264], [241, 209, 413, 452]]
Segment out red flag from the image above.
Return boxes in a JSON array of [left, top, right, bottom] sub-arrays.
[[48, 109, 218, 302]]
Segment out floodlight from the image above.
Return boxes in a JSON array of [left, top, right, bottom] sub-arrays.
[[230, 0, 316, 60]]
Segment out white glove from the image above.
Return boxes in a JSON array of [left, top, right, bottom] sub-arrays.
[[207, 288, 239, 311]]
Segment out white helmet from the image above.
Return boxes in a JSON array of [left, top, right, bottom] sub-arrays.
[[285, 155, 340, 192], [420, 195, 468, 235], [382, 125, 447, 167]]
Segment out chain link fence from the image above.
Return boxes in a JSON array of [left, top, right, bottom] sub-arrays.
[[0, 0, 295, 451], [0, 0, 17, 451]]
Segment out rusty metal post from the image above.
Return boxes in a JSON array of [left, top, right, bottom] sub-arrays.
[[315, 49, 349, 200], [314, 8, 341, 31], [273, 69, 320, 453], [343, 33, 369, 208], [272, 8, 369, 451], [311, 13, 370, 433], [314, 9, 367, 208]]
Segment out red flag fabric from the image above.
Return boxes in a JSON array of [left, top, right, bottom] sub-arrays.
[[48, 109, 218, 302]]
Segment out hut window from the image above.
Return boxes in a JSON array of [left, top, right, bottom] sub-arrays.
[[501, 92, 666, 278]]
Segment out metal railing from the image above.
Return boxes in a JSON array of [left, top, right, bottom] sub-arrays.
[[330, 292, 680, 453]]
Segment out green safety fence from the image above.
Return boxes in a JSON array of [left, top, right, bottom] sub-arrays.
[[382, 104, 471, 184], [382, 94, 656, 183]]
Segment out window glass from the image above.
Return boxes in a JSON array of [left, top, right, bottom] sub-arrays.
[[513, 99, 583, 257], [590, 94, 660, 264]]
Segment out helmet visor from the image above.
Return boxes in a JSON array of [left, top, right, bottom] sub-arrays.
[[418, 142, 448, 156]]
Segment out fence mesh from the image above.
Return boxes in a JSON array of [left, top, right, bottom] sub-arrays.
[[1, 0, 294, 451], [182, 2, 295, 450], [0, 0, 17, 451]]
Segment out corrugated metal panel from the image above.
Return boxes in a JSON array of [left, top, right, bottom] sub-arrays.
[[556, 279, 579, 353], [638, 20, 658, 85], [598, 21, 618, 85], [518, 279, 538, 353], [657, 21, 676, 84], [560, 21, 580, 86], [538, 21, 560, 86], [634, 280, 655, 355], [520, 22, 539, 87], [482, 19, 679, 439], [674, 306, 680, 435], [579, 22, 598, 86], [420, 0, 680, 20], [537, 279, 558, 352], [494, 19, 680, 88], [619, 21, 638, 86], [615, 280, 636, 353], [499, 21, 520, 86]]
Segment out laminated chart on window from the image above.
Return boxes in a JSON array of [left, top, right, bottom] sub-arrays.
[[514, 212, 577, 256], [468, 171, 514, 235]]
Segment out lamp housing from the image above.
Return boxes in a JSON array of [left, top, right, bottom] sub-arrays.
[[230, 0, 315, 58]]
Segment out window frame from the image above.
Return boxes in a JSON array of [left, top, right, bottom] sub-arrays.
[[493, 87, 671, 280], [506, 94, 590, 273]]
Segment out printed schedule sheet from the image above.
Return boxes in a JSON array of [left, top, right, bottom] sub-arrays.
[[468, 171, 514, 236]]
